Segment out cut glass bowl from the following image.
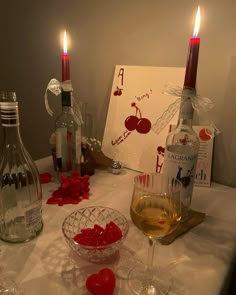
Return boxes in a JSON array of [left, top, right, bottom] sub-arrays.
[[62, 206, 129, 263]]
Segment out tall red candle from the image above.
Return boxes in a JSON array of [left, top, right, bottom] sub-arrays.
[[61, 31, 70, 81], [184, 6, 201, 89]]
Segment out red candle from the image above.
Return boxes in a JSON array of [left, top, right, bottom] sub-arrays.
[[184, 6, 201, 89], [61, 30, 70, 81]]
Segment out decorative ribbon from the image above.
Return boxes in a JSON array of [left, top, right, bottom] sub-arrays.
[[162, 83, 214, 113], [44, 78, 83, 126], [152, 83, 220, 137]]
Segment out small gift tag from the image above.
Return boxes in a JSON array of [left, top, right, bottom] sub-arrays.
[[160, 209, 206, 245]]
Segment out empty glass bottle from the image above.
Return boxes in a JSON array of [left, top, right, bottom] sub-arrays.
[[55, 90, 81, 176], [0, 91, 43, 243]]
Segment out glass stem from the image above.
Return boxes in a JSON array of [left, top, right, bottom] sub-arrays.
[[147, 237, 157, 275]]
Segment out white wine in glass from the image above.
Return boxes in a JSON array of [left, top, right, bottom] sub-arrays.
[[129, 173, 182, 295]]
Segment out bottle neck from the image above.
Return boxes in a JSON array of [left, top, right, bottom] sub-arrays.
[[61, 91, 72, 113], [0, 102, 23, 144], [61, 105, 72, 113], [177, 117, 193, 128], [61, 91, 71, 105], [177, 87, 196, 127], [2, 125, 22, 145]]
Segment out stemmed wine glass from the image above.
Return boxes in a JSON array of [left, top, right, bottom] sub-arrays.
[[129, 173, 182, 295]]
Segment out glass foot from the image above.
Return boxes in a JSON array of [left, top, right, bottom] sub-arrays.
[[0, 276, 21, 294], [128, 264, 173, 295]]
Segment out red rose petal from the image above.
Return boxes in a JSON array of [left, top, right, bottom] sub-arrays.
[[40, 172, 52, 184], [46, 173, 90, 206]]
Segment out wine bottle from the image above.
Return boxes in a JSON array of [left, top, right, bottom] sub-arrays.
[[55, 90, 81, 176], [0, 91, 43, 243], [163, 87, 200, 221]]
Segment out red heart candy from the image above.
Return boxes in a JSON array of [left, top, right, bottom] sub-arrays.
[[86, 268, 116, 295]]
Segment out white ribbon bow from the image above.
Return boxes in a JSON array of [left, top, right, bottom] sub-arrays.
[[44, 78, 83, 126], [152, 83, 220, 136], [162, 83, 214, 114]]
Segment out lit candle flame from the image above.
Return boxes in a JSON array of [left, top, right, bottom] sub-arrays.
[[63, 30, 68, 54], [193, 6, 200, 38]]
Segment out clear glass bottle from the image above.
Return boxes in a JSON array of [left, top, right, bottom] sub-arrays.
[[0, 91, 43, 243], [55, 90, 81, 176], [163, 87, 200, 221]]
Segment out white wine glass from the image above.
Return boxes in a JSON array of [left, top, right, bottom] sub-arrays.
[[129, 173, 182, 295]]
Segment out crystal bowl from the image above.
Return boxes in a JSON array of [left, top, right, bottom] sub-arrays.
[[62, 206, 129, 263]]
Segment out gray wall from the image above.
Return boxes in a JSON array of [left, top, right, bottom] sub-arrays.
[[1, 0, 236, 187]]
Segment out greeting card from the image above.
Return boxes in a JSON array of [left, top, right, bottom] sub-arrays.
[[102, 65, 185, 173]]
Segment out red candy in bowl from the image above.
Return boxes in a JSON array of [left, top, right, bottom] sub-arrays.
[[62, 206, 129, 263]]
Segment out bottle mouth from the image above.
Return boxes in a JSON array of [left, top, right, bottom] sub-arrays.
[[0, 91, 17, 103]]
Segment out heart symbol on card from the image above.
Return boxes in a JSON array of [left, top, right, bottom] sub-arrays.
[[86, 268, 116, 295]]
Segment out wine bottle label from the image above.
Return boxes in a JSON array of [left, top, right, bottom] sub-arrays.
[[164, 150, 198, 208], [25, 203, 42, 228]]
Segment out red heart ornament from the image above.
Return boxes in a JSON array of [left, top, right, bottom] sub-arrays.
[[86, 268, 116, 295]]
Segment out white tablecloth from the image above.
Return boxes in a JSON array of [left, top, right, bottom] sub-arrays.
[[1, 157, 236, 295]]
